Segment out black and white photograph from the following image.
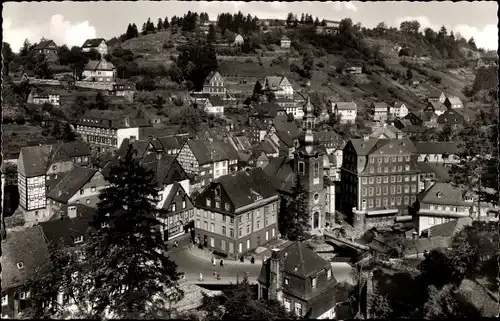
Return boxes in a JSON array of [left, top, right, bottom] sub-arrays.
[[1, 1, 499, 319]]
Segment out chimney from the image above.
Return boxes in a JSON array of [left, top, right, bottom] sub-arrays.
[[68, 206, 78, 219], [268, 248, 283, 302]]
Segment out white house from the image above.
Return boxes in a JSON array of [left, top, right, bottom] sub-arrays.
[[205, 96, 225, 115], [332, 102, 357, 123], [262, 76, 294, 99], [280, 35, 291, 48], [389, 102, 409, 118], [81, 38, 108, 56], [27, 89, 60, 106], [444, 96, 464, 110], [82, 58, 116, 82]]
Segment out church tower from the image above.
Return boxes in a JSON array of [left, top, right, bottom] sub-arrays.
[[293, 96, 325, 231]]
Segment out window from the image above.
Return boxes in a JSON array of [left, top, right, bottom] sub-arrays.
[[369, 167, 374, 174], [312, 277, 317, 289], [327, 269, 332, 280], [171, 204, 176, 212], [383, 198, 388, 207], [412, 175, 417, 181], [376, 198, 381, 207], [196, 220, 201, 228], [376, 177, 382, 184], [86, 199, 90, 205], [404, 185, 409, 193], [398, 156, 403, 162], [230, 228, 234, 237], [404, 196, 409, 205], [257, 221, 260, 229], [406, 155, 410, 161], [215, 201, 220, 208], [182, 200, 186, 209], [284, 298, 291, 312], [17, 262, 24, 270], [91, 187, 96, 192], [206, 198, 211, 206], [74, 236, 84, 244], [369, 199, 374, 208], [19, 292, 29, 300], [397, 185, 402, 194], [396, 197, 402, 205], [397, 176, 402, 182], [383, 186, 388, 195], [239, 228, 242, 237], [383, 176, 389, 183], [230, 217, 234, 224], [246, 225, 250, 233], [225, 203, 230, 211], [80, 189, 84, 195], [384, 157, 389, 163], [210, 223, 215, 233], [2, 294, 7, 306], [295, 302, 303, 316], [391, 197, 395, 205], [405, 165, 410, 171], [362, 187, 367, 196], [369, 177, 374, 184], [376, 187, 381, 195], [298, 161, 305, 174], [284, 277, 290, 285], [369, 187, 374, 196], [203, 210, 208, 218]]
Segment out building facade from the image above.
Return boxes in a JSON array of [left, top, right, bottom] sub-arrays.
[[82, 59, 116, 82], [202, 71, 227, 96], [193, 168, 279, 258], [332, 102, 357, 124], [262, 76, 294, 99], [82, 38, 108, 56]]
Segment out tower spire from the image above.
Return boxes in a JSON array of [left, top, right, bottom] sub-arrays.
[[298, 95, 317, 156]]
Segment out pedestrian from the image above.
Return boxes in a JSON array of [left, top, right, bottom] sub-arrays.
[[220, 259, 224, 267]]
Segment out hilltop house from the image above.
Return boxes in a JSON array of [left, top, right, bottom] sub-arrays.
[[332, 102, 357, 123], [371, 102, 389, 121], [423, 101, 447, 116], [82, 58, 116, 82], [27, 89, 60, 106], [193, 167, 279, 257], [258, 242, 338, 319], [444, 96, 464, 110], [81, 38, 108, 56], [316, 20, 340, 35], [31, 40, 58, 62], [389, 102, 409, 118], [110, 80, 135, 101], [224, 29, 244, 46], [75, 110, 152, 153], [280, 35, 291, 48], [202, 71, 227, 96], [17, 142, 91, 224], [262, 76, 294, 99]]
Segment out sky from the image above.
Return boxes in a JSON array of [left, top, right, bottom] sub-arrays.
[[3, 1, 498, 52]]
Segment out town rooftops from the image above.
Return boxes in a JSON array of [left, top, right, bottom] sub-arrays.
[[83, 59, 116, 71], [369, 123, 403, 139], [40, 204, 97, 247], [76, 110, 151, 129], [214, 167, 278, 209], [32, 40, 57, 50], [2, 226, 52, 290], [46, 166, 99, 203], [263, 156, 295, 193], [427, 101, 447, 112], [415, 141, 461, 155], [187, 139, 233, 165], [253, 102, 285, 118], [82, 38, 106, 48], [422, 217, 473, 239], [416, 162, 451, 182], [18, 142, 91, 177]]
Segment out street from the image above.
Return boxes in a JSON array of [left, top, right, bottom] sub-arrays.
[[167, 234, 353, 284]]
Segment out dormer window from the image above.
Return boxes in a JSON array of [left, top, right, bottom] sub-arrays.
[[298, 161, 305, 175], [17, 262, 24, 270], [215, 201, 220, 208], [311, 277, 317, 289], [437, 192, 442, 199], [225, 203, 230, 211], [284, 277, 290, 285], [206, 198, 211, 206], [170, 204, 176, 212]]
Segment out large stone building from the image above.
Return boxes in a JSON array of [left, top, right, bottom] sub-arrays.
[[193, 167, 279, 258], [340, 133, 420, 231], [257, 242, 337, 319]]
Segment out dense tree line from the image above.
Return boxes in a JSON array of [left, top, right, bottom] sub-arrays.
[[286, 12, 326, 27], [216, 12, 259, 34], [172, 41, 218, 90]]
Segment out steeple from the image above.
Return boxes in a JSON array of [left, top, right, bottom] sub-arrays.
[[297, 95, 317, 156]]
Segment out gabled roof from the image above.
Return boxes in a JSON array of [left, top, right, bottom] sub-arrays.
[[215, 167, 278, 209], [76, 110, 151, 129], [263, 156, 295, 193], [372, 102, 389, 110], [83, 59, 115, 71], [203, 70, 221, 85], [369, 123, 403, 139], [260, 139, 279, 155], [161, 181, 193, 213], [40, 204, 97, 247], [208, 95, 224, 107], [186, 139, 232, 165], [2, 226, 52, 290], [32, 40, 57, 50], [264, 76, 286, 90], [347, 137, 416, 156], [427, 101, 447, 112], [415, 141, 461, 155], [445, 96, 463, 106], [334, 102, 357, 111], [422, 217, 472, 238], [417, 182, 471, 206], [281, 35, 290, 41], [82, 38, 106, 48], [47, 167, 99, 203], [157, 136, 182, 151], [437, 110, 466, 125], [416, 163, 451, 182]]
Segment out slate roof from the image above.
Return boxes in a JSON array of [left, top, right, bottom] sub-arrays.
[[422, 217, 472, 238], [187, 139, 232, 165], [76, 110, 151, 129], [445, 96, 463, 106], [2, 226, 52, 290], [438, 110, 466, 125], [417, 182, 471, 206], [83, 59, 116, 71], [216, 167, 278, 209], [40, 204, 97, 247], [334, 102, 357, 111], [46, 167, 98, 203], [208, 95, 224, 107], [82, 38, 106, 48], [415, 141, 461, 155], [32, 40, 57, 50], [203, 70, 220, 85], [260, 139, 279, 155], [348, 137, 417, 156], [428, 101, 447, 113], [369, 123, 403, 139], [416, 163, 451, 182], [263, 156, 295, 194], [264, 76, 286, 90], [157, 136, 182, 151]]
